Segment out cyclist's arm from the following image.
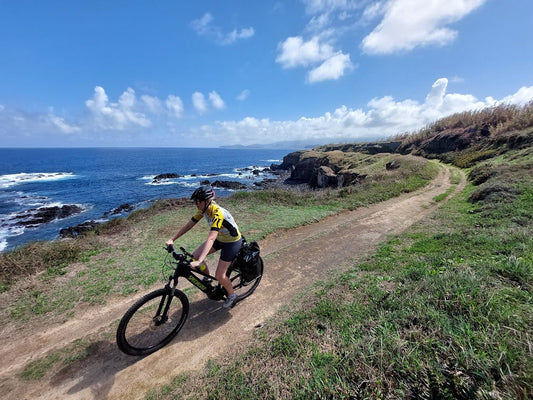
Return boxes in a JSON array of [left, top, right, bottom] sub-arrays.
[[166, 219, 197, 245]]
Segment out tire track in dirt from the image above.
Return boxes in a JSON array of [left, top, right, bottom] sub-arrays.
[[0, 166, 465, 400]]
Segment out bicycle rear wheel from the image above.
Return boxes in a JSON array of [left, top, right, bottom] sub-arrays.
[[227, 256, 263, 301], [116, 288, 189, 356]]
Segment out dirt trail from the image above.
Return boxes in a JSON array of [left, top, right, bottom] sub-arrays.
[[0, 166, 465, 400]]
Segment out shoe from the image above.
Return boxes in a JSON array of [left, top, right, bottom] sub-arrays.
[[223, 293, 237, 309]]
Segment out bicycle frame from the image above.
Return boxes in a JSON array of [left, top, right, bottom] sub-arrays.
[[167, 246, 226, 300]]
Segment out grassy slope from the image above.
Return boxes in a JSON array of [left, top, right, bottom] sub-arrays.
[[149, 121, 532, 398]]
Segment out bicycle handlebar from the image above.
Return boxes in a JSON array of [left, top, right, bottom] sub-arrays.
[[165, 244, 194, 262]]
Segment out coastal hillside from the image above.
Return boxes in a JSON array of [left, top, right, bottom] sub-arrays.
[[275, 102, 532, 189], [0, 102, 531, 399]]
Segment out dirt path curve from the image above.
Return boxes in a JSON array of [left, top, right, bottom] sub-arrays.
[[1, 166, 465, 400]]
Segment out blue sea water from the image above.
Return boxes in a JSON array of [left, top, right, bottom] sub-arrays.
[[0, 148, 290, 252]]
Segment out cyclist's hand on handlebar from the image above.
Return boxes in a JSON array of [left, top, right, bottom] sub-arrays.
[[165, 239, 175, 253]]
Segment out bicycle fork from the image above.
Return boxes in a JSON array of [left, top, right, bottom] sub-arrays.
[[153, 279, 178, 326]]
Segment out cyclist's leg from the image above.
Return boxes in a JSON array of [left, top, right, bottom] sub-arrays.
[[215, 259, 233, 295], [214, 239, 242, 296], [192, 241, 218, 275]]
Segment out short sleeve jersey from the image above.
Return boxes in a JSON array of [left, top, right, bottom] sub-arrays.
[[191, 201, 242, 243]]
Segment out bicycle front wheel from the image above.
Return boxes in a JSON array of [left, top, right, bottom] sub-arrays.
[[116, 288, 189, 356]]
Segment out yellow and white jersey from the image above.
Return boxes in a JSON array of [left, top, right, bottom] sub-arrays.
[[191, 201, 241, 243]]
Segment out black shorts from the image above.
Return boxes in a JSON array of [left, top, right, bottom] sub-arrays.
[[213, 238, 243, 262]]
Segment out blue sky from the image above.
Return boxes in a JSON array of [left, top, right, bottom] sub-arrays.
[[1, 0, 532, 148]]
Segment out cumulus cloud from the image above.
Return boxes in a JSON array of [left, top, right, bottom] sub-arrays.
[[196, 79, 533, 146], [278, 1, 487, 82], [191, 12, 255, 45], [361, 0, 487, 54], [209, 91, 226, 110], [192, 91, 226, 113], [276, 36, 353, 82], [165, 95, 184, 119], [276, 36, 334, 68], [497, 86, 533, 106], [85, 86, 152, 130], [192, 92, 208, 114], [308, 52, 353, 83], [2, 79, 531, 148]]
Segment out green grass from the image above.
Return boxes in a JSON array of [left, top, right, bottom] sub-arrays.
[[153, 150, 532, 399]]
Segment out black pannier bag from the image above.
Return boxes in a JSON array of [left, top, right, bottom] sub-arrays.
[[238, 239, 261, 283]]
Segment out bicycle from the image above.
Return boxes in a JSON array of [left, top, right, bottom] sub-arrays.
[[116, 244, 263, 356]]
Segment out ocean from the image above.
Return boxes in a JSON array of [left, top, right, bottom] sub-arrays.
[[0, 147, 291, 252]]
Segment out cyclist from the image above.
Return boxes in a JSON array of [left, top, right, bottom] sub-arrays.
[[166, 185, 242, 308]]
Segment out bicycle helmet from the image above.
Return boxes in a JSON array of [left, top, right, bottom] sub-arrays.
[[190, 185, 214, 201]]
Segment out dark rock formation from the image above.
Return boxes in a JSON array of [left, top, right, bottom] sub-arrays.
[[103, 203, 134, 217], [316, 141, 402, 154], [15, 204, 84, 227], [152, 173, 181, 183], [272, 150, 367, 189], [211, 180, 249, 190], [60, 221, 100, 238]]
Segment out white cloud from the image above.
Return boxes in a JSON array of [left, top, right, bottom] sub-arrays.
[[192, 91, 226, 113], [85, 86, 151, 130], [191, 12, 255, 45], [362, 0, 487, 54], [2, 79, 532, 148], [276, 36, 334, 68], [308, 52, 352, 82], [499, 86, 533, 106], [209, 91, 226, 109], [196, 79, 533, 146], [276, 36, 353, 82], [45, 113, 81, 134], [192, 92, 208, 114], [166, 95, 184, 119]]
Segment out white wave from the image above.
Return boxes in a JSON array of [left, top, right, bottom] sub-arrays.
[[0, 224, 25, 253], [0, 172, 76, 189]]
